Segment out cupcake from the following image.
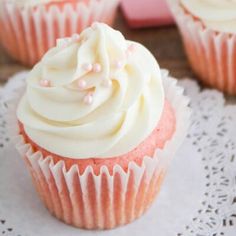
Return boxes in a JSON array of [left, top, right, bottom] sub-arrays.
[[168, 0, 236, 95], [14, 23, 190, 229], [0, 0, 119, 67]]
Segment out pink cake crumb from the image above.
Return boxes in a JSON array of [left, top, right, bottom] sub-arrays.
[[19, 100, 176, 175]]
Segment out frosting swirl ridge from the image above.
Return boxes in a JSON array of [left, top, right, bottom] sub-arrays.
[[17, 23, 164, 158]]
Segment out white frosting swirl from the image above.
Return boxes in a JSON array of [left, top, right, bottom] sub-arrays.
[[17, 23, 164, 159], [181, 0, 236, 33]]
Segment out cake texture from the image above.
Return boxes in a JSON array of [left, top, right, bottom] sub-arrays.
[[168, 0, 236, 94], [15, 23, 190, 229], [0, 0, 119, 66]]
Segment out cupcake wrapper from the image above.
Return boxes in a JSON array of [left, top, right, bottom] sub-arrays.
[[7, 71, 191, 229], [0, 0, 119, 66], [168, 0, 236, 95]]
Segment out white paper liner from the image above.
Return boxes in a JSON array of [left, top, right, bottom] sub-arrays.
[[0, 0, 119, 66], [167, 0, 236, 95], [6, 70, 191, 230]]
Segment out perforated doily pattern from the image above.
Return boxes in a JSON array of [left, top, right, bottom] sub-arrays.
[[0, 88, 10, 151], [0, 73, 27, 236], [0, 73, 236, 236], [178, 79, 236, 236]]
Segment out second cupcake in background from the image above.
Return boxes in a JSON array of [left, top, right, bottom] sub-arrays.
[[14, 23, 190, 229], [0, 0, 119, 67], [168, 0, 236, 95]]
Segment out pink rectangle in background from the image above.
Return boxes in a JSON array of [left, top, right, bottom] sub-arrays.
[[121, 0, 174, 28]]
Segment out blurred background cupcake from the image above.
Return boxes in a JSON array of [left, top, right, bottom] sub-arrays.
[[0, 0, 119, 67], [168, 0, 236, 95]]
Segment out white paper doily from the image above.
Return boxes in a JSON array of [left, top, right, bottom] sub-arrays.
[[0, 72, 236, 236]]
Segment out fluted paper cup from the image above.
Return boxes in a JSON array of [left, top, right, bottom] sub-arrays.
[[7, 71, 191, 229], [168, 0, 236, 95], [0, 0, 119, 67]]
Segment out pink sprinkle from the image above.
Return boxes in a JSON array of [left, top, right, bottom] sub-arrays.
[[128, 44, 136, 52], [114, 60, 123, 69], [91, 22, 98, 30], [93, 63, 102, 73], [39, 79, 51, 87], [83, 93, 93, 105], [102, 79, 112, 88], [77, 79, 87, 89], [82, 63, 93, 72], [126, 43, 136, 57]]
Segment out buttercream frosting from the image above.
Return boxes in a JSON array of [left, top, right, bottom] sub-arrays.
[[180, 0, 236, 33], [17, 23, 164, 159]]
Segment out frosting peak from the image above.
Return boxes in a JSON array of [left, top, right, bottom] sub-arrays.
[[17, 23, 164, 159], [181, 0, 236, 33]]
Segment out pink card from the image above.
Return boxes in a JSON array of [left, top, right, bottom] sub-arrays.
[[121, 0, 174, 28]]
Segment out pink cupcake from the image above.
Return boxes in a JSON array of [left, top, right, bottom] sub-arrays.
[[168, 0, 236, 95], [13, 23, 190, 229], [0, 0, 119, 66]]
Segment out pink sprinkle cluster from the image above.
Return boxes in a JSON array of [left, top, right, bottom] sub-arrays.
[[39, 36, 136, 107]]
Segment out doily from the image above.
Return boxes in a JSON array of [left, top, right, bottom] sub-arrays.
[[0, 72, 235, 236]]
